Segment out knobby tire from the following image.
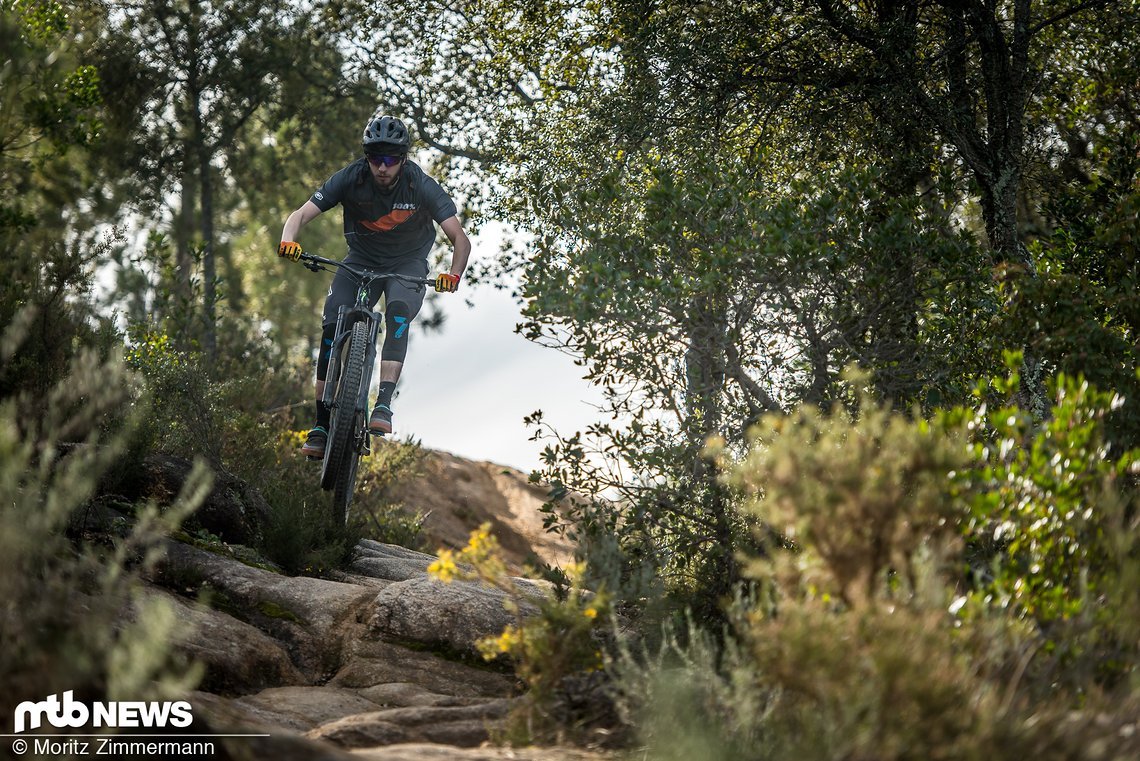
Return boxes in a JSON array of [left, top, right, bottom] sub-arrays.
[[327, 320, 367, 525]]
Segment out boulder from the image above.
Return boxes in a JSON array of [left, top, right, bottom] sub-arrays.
[[151, 541, 375, 681], [350, 540, 437, 582], [329, 639, 516, 699], [139, 453, 272, 546], [386, 451, 575, 570], [156, 589, 306, 694], [367, 576, 545, 657], [232, 686, 385, 731]]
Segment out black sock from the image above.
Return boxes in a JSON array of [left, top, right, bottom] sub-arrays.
[[316, 400, 331, 429], [377, 382, 397, 409]]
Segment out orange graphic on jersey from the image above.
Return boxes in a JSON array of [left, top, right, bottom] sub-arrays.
[[361, 209, 415, 232]]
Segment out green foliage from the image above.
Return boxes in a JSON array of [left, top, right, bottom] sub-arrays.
[[609, 621, 771, 760], [340, 0, 1138, 638], [258, 429, 429, 575], [354, 437, 430, 549], [256, 439, 359, 576], [0, 312, 205, 726], [724, 369, 970, 608], [0, 235, 114, 403], [528, 161, 996, 621], [122, 262, 432, 572], [947, 358, 1140, 686], [610, 366, 1139, 760], [125, 327, 219, 461], [0, 0, 118, 403], [1015, 125, 1140, 448], [122, 318, 333, 572]]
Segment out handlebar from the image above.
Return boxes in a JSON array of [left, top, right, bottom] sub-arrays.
[[297, 252, 435, 288]]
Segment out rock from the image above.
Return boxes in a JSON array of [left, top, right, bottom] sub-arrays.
[[356, 682, 485, 708], [329, 639, 516, 700], [308, 700, 514, 749], [232, 686, 385, 731], [386, 451, 575, 570], [349, 743, 612, 760], [156, 589, 306, 694], [188, 691, 361, 761], [151, 541, 375, 681], [118, 444, 618, 759], [350, 541, 436, 582], [368, 576, 545, 657], [139, 453, 272, 546]]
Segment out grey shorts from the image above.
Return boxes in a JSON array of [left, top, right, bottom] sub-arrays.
[[321, 257, 430, 326]]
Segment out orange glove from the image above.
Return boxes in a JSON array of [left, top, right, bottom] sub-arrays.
[[434, 273, 461, 293], [278, 241, 303, 262]]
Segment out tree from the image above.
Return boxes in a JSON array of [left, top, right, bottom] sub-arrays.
[[1, 0, 114, 399], [95, 0, 326, 364], [322, 0, 1136, 615]]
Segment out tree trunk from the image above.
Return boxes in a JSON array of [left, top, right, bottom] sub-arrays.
[[197, 127, 217, 366], [980, 164, 1050, 419], [684, 293, 738, 601], [188, 0, 216, 366], [174, 159, 196, 310]]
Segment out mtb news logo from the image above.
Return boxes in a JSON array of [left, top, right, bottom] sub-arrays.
[[13, 691, 193, 734]]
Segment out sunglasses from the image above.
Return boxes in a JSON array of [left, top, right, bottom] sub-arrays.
[[366, 154, 404, 167]]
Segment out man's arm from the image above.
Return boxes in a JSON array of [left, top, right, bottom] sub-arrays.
[[439, 216, 471, 278], [281, 200, 324, 245]]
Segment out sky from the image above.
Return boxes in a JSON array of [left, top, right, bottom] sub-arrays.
[[389, 264, 607, 474]]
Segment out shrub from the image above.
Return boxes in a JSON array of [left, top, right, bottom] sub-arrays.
[[721, 371, 969, 608], [0, 311, 205, 729], [125, 315, 430, 574], [354, 436, 429, 550], [429, 524, 609, 743], [611, 368, 1140, 760]]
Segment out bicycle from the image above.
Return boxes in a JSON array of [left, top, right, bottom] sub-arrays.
[[297, 252, 434, 525]]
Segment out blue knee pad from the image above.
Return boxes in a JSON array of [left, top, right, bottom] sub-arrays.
[[381, 300, 412, 362]]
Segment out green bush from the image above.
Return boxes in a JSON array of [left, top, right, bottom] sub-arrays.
[[124, 308, 430, 575], [354, 436, 429, 550], [947, 357, 1140, 689], [611, 367, 1140, 760], [0, 311, 205, 728]]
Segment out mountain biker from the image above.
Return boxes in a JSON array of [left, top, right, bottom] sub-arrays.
[[277, 112, 470, 458]]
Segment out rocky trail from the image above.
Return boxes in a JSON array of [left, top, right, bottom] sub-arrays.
[[135, 451, 610, 761]]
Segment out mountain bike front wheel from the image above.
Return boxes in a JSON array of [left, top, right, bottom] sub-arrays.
[[324, 320, 368, 524]]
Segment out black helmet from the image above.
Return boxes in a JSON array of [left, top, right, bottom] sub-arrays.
[[362, 113, 411, 153]]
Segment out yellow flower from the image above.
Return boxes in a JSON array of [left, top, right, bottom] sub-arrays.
[[477, 625, 521, 661], [428, 549, 458, 583], [583, 606, 598, 620], [495, 626, 520, 653]]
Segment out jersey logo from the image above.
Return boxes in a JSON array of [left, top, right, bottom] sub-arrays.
[[361, 208, 415, 232]]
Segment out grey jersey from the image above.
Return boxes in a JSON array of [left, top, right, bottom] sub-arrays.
[[310, 159, 458, 266]]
